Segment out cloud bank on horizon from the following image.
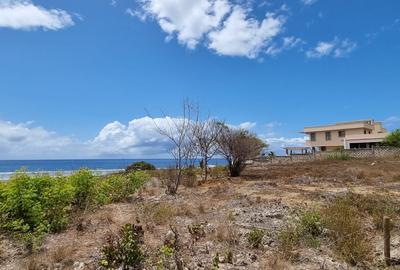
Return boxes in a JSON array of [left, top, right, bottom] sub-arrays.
[[0, 117, 311, 159]]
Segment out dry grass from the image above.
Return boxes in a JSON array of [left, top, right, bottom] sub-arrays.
[[213, 223, 239, 246], [143, 203, 177, 225], [261, 256, 289, 270], [322, 196, 372, 265], [197, 203, 206, 214], [50, 245, 74, 264]]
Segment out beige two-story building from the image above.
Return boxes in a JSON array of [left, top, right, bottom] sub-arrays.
[[303, 120, 388, 151]]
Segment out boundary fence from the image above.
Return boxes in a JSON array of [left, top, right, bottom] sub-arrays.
[[254, 146, 400, 164]]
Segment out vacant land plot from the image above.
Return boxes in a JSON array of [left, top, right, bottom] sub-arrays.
[[1, 159, 400, 269]]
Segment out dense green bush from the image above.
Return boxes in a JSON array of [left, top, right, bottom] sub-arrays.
[[0, 169, 149, 249], [97, 171, 149, 204], [0, 173, 74, 248], [126, 161, 156, 173], [70, 169, 97, 210], [100, 224, 145, 269]]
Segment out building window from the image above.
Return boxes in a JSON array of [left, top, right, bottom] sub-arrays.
[[338, 130, 346, 138], [325, 131, 331, 141], [310, 133, 316, 142]]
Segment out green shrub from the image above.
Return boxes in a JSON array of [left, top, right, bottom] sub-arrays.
[[299, 210, 323, 244], [0, 169, 148, 251], [100, 224, 145, 269], [278, 209, 323, 259], [126, 161, 156, 173], [70, 169, 97, 210], [322, 196, 372, 265], [382, 129, 400, 147], [0, 173, 74, 249], [247, 228, 265, 248], [97, 171, 149, 204]]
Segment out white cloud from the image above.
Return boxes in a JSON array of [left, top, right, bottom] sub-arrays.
[[266, 36, 303, 56], [0, 117, 263, 159], [306, 37, 357, 58], [227, 121, 257, 130], [262, 136, 307, 155], [301, 0, 318, 5], [208, 7, 285, 58], [134, 0, 286, 58], [0, 120, 84, 159], [90, 117, 174, 157], [137, 0, 231, 49], [0, 0, 74, 30]]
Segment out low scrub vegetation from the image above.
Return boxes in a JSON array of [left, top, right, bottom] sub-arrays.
[[100, 223, 145, 269], [278, 196, 384, 265], [247, 228, 266, 249], [322, 195, 372, 265], [278, 209, 323, 260], [0, 169, 149, 250]]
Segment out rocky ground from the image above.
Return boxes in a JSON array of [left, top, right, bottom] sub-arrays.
[[1, 158, 400, 269]]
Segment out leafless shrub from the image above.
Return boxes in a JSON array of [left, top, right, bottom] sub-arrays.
[[151, 99, 197, 194], [191, 118, 221, 181]]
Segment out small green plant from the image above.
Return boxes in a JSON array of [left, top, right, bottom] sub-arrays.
[[278, 209, 323, 259], [223, 250, 233, 264], [247, 228, 265, 248], [299, 210, 323, 247], [188, 222, 206, 240], [100, 224, 145, 269], [160, 245, 174, 257], [212, 252, 220, 269]]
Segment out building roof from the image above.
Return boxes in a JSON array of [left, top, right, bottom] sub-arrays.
[[303, 119, 376, 133], [283, 146, 311, 150]]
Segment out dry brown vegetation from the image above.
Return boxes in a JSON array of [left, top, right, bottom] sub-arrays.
[[1, 158, 400, 269]]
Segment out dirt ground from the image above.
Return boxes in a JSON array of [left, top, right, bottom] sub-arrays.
[[1, 158, 400, 270]]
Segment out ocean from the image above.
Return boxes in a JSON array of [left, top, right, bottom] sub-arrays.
[[0, 159, 227, 180]]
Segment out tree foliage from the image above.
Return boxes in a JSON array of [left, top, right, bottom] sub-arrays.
[[383, 129, 400, 147], [217, 125, 266, 177]]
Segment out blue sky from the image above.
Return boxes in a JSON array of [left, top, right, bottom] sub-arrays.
[[0, 0, 399, 159]]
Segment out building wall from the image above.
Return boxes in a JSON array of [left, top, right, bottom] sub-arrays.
[[307, 128, 367, 148]]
